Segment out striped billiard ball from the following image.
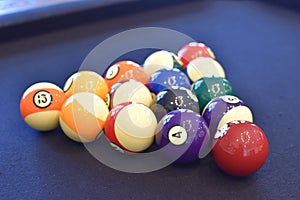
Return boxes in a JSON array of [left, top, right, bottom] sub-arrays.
[[143, 50, 183, 76], [202, 95, 253, 136], [20, 82, 66, 131], [105, 102, 157, 153], [59, 92, 109, 143]]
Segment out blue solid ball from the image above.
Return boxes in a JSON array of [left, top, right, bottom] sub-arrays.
[[147, 68, 190, 94]]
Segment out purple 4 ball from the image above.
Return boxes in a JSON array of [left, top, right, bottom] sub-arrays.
[[155, 109, 210, 163]]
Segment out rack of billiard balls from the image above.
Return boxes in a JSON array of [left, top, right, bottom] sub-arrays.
[[20, 42, 269, 176]]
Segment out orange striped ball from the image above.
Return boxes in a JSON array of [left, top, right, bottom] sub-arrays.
[[59, 92, 109, 143], [20, 82, 66, 131]]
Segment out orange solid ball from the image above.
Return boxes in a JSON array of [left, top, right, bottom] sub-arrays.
[[63, 70, 109, 102], [104, 60, 149, 89], [20, 82, 66, 131]]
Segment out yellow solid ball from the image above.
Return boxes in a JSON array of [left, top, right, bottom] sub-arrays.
[[63, 70, 109, 102]]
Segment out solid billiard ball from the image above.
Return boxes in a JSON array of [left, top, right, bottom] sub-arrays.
[[147, 68, 190, 94], [105, 102, 157, 152], [151, 86, 199, 121], [202, 95, 253, 137], [177, 42, 215, 68], [104, 60, 149, 89], [63, 70, 109, 102], [108, 79, 154, 109], [186, 57, 225, 83], [213, 120, 269, 176], [155, 109, 210, 163], [20, 82, 66, 131], [59, 92, 109, 143], [143, 50, 183, 76], [192, 77, 235, 112]]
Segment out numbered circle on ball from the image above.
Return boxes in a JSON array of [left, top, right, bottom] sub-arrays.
[[168, 125, 188, 145], [221, 95, 240, 104], [33, 90, 52, 108], [106, 65, 119, 80], [105, 93, 111, 107]]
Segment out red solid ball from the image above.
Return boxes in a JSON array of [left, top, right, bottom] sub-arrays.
[[212, 120, 269, 176]]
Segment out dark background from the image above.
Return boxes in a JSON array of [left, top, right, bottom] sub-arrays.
[[0, 0, 299, 199]]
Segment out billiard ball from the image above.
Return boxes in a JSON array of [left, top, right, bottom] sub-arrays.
[[105, 102, 133, 153], [147, 68, 190, 94], [151, 86, 199, 121], [202, 95, 253, 137], [105, 102, 157, 152], [104, 60, 149, 89], [59, 92, 109, 143], [63, 70, 109, 102], [177, 42, 216, 68], [186, 57, 225, 83], [213, 120, 269, 176], [155, 109, 210, 163], [108, 79, 154, 109], [20, 82, 66, 131], [192, 77, 234, 112], [143, 50, 183, 76]]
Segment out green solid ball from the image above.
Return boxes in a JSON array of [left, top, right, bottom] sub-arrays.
[[192, 77, 235, 112], [172, 54, 184, 71]]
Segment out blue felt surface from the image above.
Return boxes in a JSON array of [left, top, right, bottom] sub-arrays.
[[0, 0, 300, 199], [0, 0, 134, 28]]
